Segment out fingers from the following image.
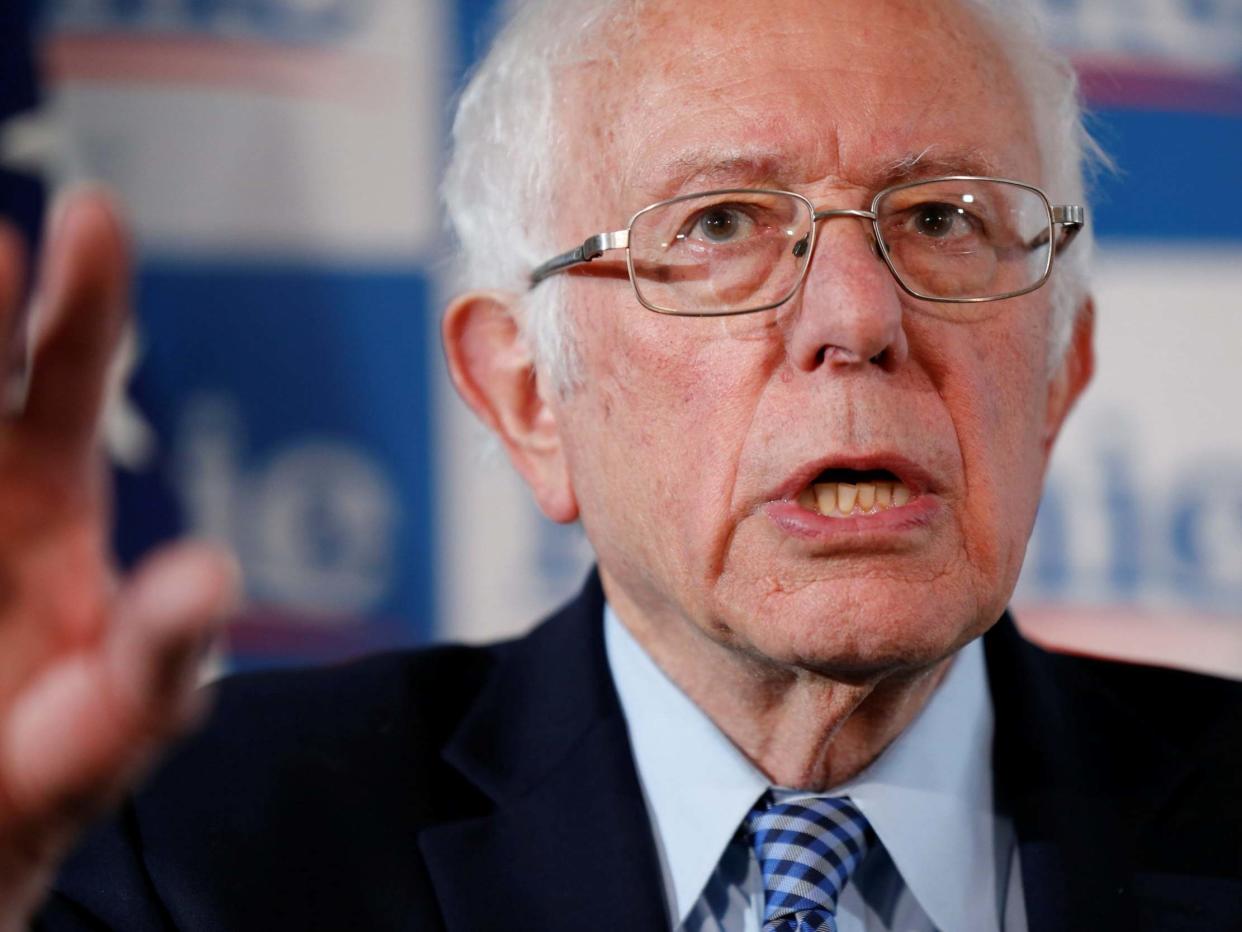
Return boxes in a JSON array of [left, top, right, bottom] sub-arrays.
[[19, 188, 131, 460], [108, 541, 240, 740], [0, 541, 238, 827]]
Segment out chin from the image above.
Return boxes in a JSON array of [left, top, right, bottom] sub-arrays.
[[724, 579, 996, 679]]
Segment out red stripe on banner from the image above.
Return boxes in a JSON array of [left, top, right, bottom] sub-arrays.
[[42, 33, 391, 101], [1074, 55, 1242, 115], [225, 606, 418, 660], [1014, 602, 1242, 681]]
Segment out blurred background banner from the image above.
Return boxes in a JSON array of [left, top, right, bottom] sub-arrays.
[[0, 0, 45, 263], [4, 0, 1240, 672], [1011, 2, 1242, 675], [22, 0, 450, 668]]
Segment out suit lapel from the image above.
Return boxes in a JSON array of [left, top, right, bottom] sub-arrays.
[[419, 573, 669, 932], [985, 616, 1242, 932]]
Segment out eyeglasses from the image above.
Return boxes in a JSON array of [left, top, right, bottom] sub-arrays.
[[529, 176, 1085, 317]]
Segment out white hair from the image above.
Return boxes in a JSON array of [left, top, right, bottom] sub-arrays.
[[443, 0, 1107, 388]]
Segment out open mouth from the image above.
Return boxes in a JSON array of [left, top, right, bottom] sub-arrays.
[[793, 468, 915, 518]]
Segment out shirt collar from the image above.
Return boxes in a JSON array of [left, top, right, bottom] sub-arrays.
[[604, 604, 1007, 932], [604, 606, 768, 926], [829, 630, 1007, 932]]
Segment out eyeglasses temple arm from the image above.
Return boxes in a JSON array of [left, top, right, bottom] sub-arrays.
[[1050, 204, 1084, 255], [529, 229, 629, 288], [1023, 205, 1085, 255]]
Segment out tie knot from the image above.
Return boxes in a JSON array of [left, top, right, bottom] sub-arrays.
[[746, 795, 876, 932]]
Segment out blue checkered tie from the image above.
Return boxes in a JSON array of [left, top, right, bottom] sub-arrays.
[[745, 795, 877, 932]]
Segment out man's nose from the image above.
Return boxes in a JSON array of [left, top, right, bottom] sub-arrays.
[[785, 221, 909, 373]]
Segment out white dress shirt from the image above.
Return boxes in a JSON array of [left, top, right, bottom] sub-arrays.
[[604, 605, 1028, 932]]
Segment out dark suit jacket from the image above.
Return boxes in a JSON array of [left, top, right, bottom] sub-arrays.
[[37, 573, 1242, 931]]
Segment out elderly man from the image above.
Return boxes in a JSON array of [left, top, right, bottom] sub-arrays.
[[2, 0, 1239, 930]]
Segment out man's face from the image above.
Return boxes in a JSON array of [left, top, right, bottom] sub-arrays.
[[544, 0, 1085, 677]]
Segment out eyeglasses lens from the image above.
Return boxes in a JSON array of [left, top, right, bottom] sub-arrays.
[[874, 179, 1053, 302], [628, 191, 813, 315]]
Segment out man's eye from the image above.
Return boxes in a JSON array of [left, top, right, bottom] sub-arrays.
[[688, 206, 754, 243], [911, 203, 975, 238]]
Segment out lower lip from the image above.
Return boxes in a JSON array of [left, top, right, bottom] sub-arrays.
[[764, 494, 942, 543]]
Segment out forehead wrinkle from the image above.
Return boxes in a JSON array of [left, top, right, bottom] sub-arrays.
[[615, 139, 1019, 215]]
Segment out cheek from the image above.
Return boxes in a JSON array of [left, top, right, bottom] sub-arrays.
[[944, 316, 1050, 583], [565, 310, 771, 569]]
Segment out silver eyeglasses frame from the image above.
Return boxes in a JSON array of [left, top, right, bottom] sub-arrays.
[[528, 175, 1086, 317]]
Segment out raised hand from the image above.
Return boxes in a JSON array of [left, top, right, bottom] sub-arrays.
[[0, 190, 238, 928]]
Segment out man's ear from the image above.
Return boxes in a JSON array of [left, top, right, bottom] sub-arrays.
[[1043, 297, 1095, 456], [442, 290, 579, 523]]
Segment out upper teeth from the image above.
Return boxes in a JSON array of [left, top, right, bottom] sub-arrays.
[[797, 481, 912, 517]]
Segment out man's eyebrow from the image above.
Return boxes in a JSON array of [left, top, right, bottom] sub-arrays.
[[880, 148, 1007, 184], [630, 148, 792, 198], [629, 145, 1012, 201]]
